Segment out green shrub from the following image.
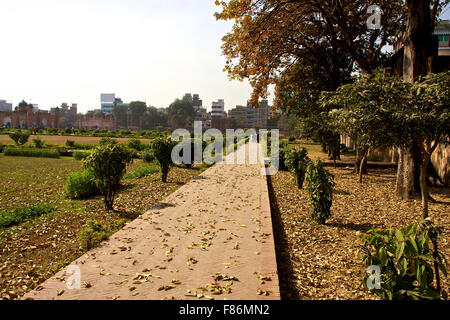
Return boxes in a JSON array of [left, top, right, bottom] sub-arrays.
[[0, 204, 53, 228], [74, 143, 95, 150], [73, 150, 92, 161], [9, 131, 30, 145], [99, 137, 118, 146], [32, 138, 44, 148], [151, 138, 175, 183], [360, 219, 448, 300], [285, 147, 309, 189], [141, 149, 155, 163], [65, 169, 100, 199], [66, 140, 75, 148], [126, 138, 142, 151], [78, 219, 128, 250], [288, 136, 296, 142], [4, 148, 60, 158], [125, 164, 160, 179], [304, 160, 335, 224], [84, 143, 133, 210]]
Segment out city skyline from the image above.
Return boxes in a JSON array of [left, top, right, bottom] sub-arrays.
[[0, 0, 264, 114]]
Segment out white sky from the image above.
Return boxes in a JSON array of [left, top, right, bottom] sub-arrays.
[[1, 1, 449, 113], [0, 0, 255, 113]]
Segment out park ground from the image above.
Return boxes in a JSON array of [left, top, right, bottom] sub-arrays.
[[0, 141, 448, 300], [0, 134, 151, 146], [0, 154, 202, 299]]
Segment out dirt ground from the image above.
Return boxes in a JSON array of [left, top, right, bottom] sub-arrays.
[[269, 167, 449, 300], [0, 134, 150, 145]]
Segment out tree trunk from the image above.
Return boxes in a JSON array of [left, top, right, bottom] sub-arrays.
[[420, 155, 429, 219], [397, 0, 438, 200], [355, 146, 368, 175], [359, 147, 369, 183]]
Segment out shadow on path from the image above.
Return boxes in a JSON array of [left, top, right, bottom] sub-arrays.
[[267, 175, 300, 300]]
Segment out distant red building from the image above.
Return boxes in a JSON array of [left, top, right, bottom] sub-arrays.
[[0, 103, 59, 129]]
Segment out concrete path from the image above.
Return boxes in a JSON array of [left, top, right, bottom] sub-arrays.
[[24, 142, 280, 300]]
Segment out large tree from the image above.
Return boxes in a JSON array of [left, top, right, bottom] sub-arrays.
[[129, 101, 147, 128], [168, 97, 196, 130], [215, 0, 405, 170], [396, 0, 449, 199]]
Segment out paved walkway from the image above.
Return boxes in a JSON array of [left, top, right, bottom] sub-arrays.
[[25, 142, 280, 300]]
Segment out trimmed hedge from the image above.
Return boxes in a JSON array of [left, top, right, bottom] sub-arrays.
[[0, 204, 53, 228], [73, 150, 92, 161], [3, 148, 60, 158], [65, 169, 100, 199]]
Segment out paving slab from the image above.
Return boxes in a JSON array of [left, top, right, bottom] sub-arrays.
[[24, 142, 280, 300]]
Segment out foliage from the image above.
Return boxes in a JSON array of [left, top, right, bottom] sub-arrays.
[[99, 137, 118, 146], [65, 140, 75, 148], [288, 136, 296, 143], [77, 219, 128, 250], [285, 147, 309, 189], [167, 97, 196, 129], [84, 143, 133, 210], [151, 137, 175, 182], [4, 148, 60, 158], [360, 219, 448, 300], [305, 160, 335, 224], [73, 150, 92, 161], [214, 0, 405, 107], [32, 138, 44, 149], [0, 204, 52, 229], [9, 131, 30, 145], [126, 138, 143, 151], [141, 149, 154, 163], [64, 169, 100, 199], [124, 164, 160, 179]]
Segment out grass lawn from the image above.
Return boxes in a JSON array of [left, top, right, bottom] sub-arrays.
[[0, 154, 202, 299], [0, 134, 151, 146], [269, 146, 450, 300]]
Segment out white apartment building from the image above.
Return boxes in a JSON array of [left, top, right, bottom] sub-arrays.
[[211, 99, 226, 119]]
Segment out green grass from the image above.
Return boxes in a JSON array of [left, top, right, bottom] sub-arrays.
[[124, 163, 160, 179], [4, 148, 60, 158], [0, 204, 53, 229]]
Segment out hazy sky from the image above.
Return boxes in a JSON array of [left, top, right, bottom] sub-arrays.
[[1, 1, 449, 113], [0, 0, 254, 113]]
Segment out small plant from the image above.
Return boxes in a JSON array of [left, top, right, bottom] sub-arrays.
[[66, 140, 75, 148], [141, 149, 154, 163], [288, 136, 296, 142], [32, 138, 44, 148], [305, 160, 335, 224], [126, 138, 142, 151], [360, 219, 448, 300], [99, 137, 118, 146], [84, 143, 133, 210], [151, 137, 175, 182], [9, 131, 30, 145], [4, 148, 60, 158], [78, 219, 128, 250], [285, 147, 309, 188], [65, 169, 100, 199], [0, 204, 53, 229]]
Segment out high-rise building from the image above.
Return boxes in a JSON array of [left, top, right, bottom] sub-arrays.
[[101, 93, 128, 114], [211, 99, 225, 119], [183, 93, 193, 104]]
